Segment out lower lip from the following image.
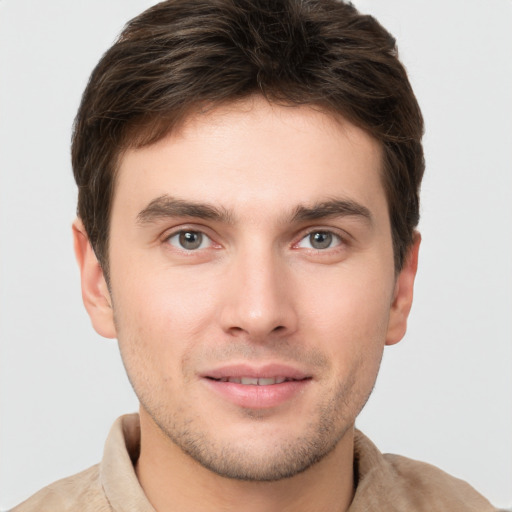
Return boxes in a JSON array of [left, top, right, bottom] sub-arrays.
[[203, 378, 311, 409]]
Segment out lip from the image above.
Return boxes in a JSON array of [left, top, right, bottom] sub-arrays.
[[202, 363, 310, 381], [200, 363, 312, 409]]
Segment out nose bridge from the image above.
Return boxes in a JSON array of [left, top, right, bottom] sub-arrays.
[[220, 238, 296, 338]]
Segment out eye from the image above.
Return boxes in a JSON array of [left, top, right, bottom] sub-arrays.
[[297, 230, 342, 250], [166, 230, 212, 251]]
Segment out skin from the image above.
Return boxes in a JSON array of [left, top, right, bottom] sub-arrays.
[[74, 96, 419, 512]]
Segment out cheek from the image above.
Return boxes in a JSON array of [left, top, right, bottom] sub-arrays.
[[114, 263, 220, 333], [110, 268, 221, 384], [299, 264, 393, 362]]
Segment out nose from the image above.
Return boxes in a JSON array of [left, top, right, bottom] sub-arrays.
[[219, 245, 298, 340]]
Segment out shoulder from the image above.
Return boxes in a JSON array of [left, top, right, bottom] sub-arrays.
[[352, 430, 498, 512], [382, 453, 498, 512], [11, 464, 111, 512]]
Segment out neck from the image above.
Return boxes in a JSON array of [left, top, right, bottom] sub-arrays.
[[135, 409, 355, 512]]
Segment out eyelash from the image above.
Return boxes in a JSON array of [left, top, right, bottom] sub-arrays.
[[294, 230, 344, 251], [164, 228, 217, 252], [163, 227, 347, 253]]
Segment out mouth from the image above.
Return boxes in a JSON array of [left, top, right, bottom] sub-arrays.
[[201, 364, 312, 409], [206, 376, 308, 385]]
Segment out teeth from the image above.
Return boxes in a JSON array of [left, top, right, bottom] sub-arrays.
[[258, 377, 276, 385], [224, 376, 289, 385], [241, 377, 258, 385]]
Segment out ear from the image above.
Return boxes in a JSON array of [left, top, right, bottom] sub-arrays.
[[72, 218, 117, 339], [385, 232, 421, 346]]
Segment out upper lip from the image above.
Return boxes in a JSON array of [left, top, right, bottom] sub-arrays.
[[201, 363, 311, 381]]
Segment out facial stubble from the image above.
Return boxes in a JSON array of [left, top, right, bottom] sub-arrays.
[[122, 336, 379, 482]]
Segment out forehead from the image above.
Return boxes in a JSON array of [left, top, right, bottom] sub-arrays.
[[114, 96, 385, 222]]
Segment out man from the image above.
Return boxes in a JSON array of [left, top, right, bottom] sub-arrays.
[[11, 0, 499, 510]]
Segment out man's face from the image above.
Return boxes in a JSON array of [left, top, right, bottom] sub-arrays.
[[81, 97, 416, 480]]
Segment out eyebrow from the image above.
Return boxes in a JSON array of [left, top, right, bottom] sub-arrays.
[[291, 199, 373, 224], [137, 195, 372, 226], [137, 195, 233, 224]]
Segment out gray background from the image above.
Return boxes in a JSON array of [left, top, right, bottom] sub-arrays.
[[1, 0, 511, 509]]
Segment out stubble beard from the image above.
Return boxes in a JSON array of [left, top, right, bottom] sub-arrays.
[[139, 367, 373, 482], [114, 307, 382, 483]]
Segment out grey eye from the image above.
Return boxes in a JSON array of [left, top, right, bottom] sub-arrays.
[[297, 231, 341, 250], [167, 230, 211, 250], [180, 231, 202, 250], [309, 231, 333, 249]]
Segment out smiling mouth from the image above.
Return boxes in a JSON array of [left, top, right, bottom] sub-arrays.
[[203, 370, 312, 408], [207, 376, 310, 385]]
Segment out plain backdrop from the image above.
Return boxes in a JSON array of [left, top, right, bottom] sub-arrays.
[[0, 0, 511, 509]]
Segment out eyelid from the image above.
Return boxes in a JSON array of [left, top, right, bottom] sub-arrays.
[[161, 224, 221, 250], [293, 227, 349, 250], [167, 231, 212, 251]]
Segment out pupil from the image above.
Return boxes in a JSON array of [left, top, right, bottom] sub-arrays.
[[311, 232, 332, 249], [179, 231, 202, 250]]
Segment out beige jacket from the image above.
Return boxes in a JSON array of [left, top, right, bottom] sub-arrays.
[[12, 414, 498, 512]]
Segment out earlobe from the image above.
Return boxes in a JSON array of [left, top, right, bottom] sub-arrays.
[[385, 232, 421, 346], [72, 218, 117, 339]]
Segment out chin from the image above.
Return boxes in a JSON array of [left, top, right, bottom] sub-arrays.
[[150, 405, 352, 482]]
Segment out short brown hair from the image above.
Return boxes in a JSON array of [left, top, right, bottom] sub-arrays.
[[72, 0, 424, 275]]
